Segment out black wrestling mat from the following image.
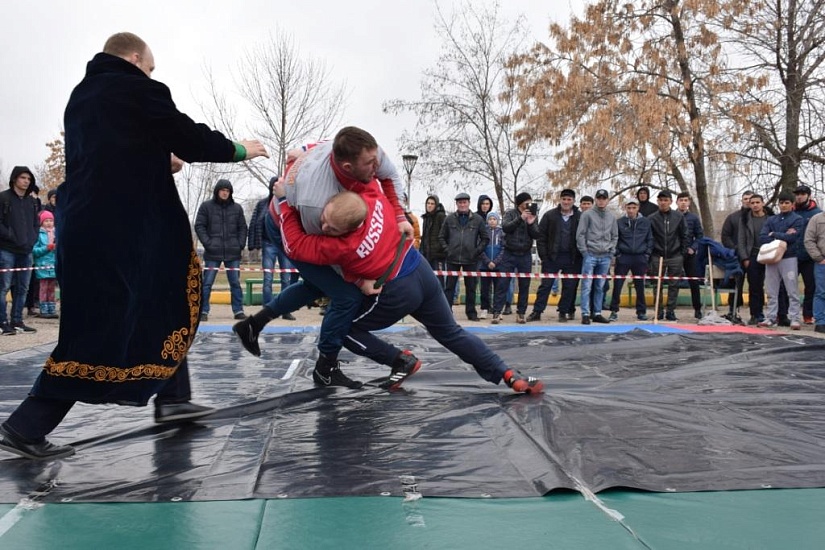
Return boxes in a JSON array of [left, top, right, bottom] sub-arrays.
[[1, 328, 824, 503]]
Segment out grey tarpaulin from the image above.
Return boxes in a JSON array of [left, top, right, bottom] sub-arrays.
[[1, 328, 823, 502]]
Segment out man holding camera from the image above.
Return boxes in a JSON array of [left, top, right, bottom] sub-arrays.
[[492, 192, 540, 324]]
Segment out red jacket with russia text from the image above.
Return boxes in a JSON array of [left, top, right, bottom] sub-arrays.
[[278, 180, 412, 284]]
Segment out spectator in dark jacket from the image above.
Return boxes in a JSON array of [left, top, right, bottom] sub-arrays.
[[737, 194, 771, 324], [758, 192, 804, 328], [421, 194, 447, 287], [43, 188, 58, 213], [439, 192, 489, 320], [676, 192, 705, 318], [528, 188, 581, 322], [493, 192, 539, 324], [648, 190, 690, 321], [0, 166, 40, 335], [476, 194, 494, 221], [609, 197, 653, 320], [637, 186, 658, 218], [195, 179, 248, 320], [23, 184, 44, 318], [793, 184, 822, 323], [247, 176, 298, 320], [720, 190, 753, 319]]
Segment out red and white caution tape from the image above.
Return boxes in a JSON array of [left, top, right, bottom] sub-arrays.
[[1, 265, 704, 281]]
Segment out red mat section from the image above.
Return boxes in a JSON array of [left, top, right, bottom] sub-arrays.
[[673, 324, 776, 334]]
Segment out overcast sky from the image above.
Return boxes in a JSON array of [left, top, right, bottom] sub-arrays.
[[0, 0, 582, 208]]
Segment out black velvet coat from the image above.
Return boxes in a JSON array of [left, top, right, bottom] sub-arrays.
[[31, 53, 236, 406]]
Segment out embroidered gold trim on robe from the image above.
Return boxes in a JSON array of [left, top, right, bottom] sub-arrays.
[[161, 250, 202, 362], [43, 356, 177, 381]]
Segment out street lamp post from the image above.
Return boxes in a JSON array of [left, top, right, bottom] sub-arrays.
[[401, 154, 419, 206]]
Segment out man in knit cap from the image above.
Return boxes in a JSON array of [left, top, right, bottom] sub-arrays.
[[492, 192, 539, 324]]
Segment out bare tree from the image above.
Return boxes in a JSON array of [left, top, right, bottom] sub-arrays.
[[198, 31, 348, 195], [383, 1, 545, 213], [716, 0, 825, 200]]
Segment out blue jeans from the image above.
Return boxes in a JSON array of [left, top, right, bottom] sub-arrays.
[[262, 213, 299, 305], [580, 254, 612, 317], [202, 259, 243, 315], [261, 240, 298, 305], [814, 263, 825, 326], [0, 250, 33, 325]]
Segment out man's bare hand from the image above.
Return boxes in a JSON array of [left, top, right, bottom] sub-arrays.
[[359, 279, 382, 295], [286, 148, 304, 163], [273, 180, 287, 199], [239, 140, 269, 160], [170, 153, 184, 174], [398, 220, 414, 241]]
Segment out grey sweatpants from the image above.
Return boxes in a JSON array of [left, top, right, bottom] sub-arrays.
[[765, 257, 800, 322]]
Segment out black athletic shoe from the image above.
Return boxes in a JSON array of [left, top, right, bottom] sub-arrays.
[[1, 323, 16, 336], [380, 350, 422, 390], [581, 315, 591, 325], [0, 425, 75, 461], [665, 311, 678, 322], [11, 322, 36, 333], [282, 313, 296, 321], [233, 312, 247, 320], [503, 305, 513, 315], [777, 316, 791, 327], [591, 314, 610, 324], [526, 311, 542, 322], [313, 365, 363, 389], [503, 369, 544, 395], [233, 317, 261, 357]]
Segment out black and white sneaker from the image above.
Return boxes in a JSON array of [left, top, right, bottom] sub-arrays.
[[313, 365, 363, 389], [11, 322, 36, 333], [233, 317, 261, 357], [380, 350, 422, 390], [1, 324, 16, 336]]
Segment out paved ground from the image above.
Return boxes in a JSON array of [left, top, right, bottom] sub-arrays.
[[2, 299, 822, 356]]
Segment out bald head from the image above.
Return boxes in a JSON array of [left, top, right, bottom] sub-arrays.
[[320, 192, 368, 236], [103, 32, 154, 77]]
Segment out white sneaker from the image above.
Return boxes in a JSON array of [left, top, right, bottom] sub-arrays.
[[478, 309, 488, 319]]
